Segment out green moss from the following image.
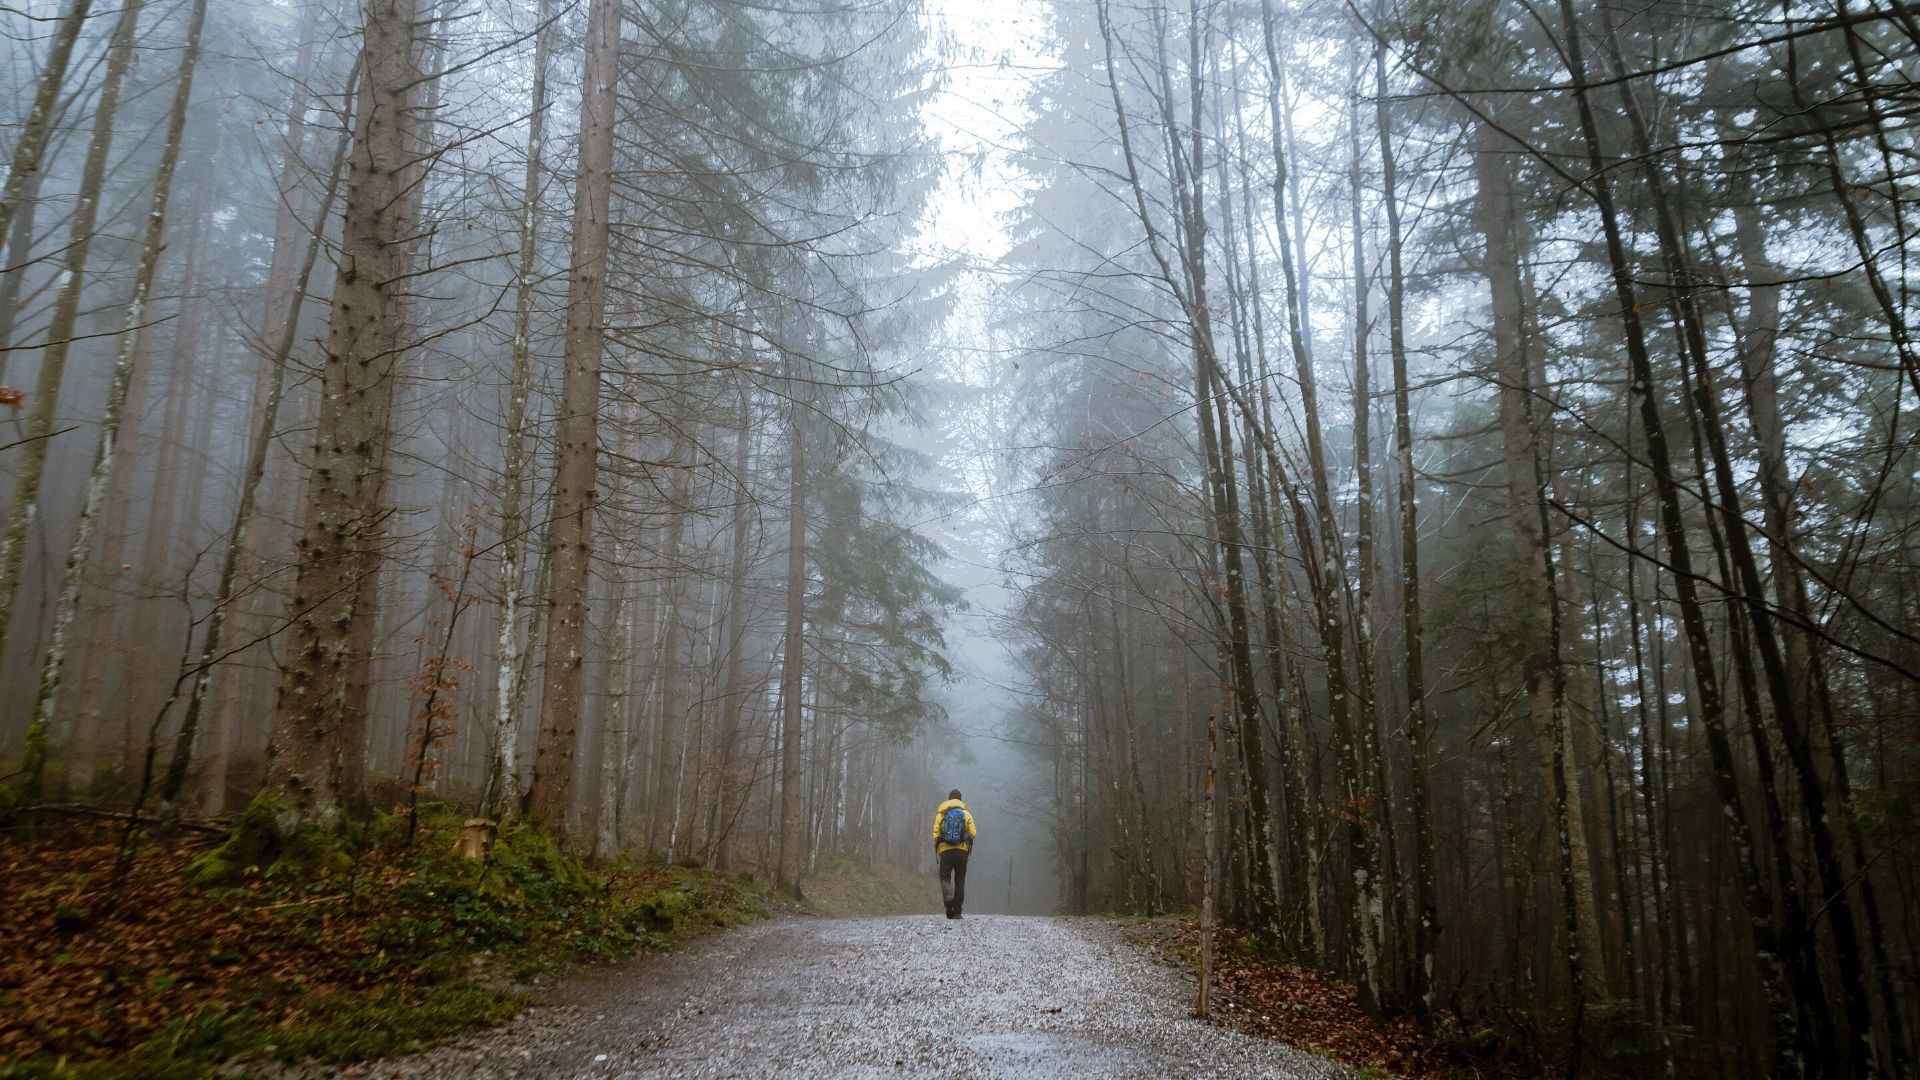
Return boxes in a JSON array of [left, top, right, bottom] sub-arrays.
[[49, 904, 88, 933], [251, 981, 529, 1065], [631, 889, 692, 934], [0, 722, 51, 835], [184, 791, 287, 887]]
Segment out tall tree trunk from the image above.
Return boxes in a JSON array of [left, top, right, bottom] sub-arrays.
[[1622, 496, 1678, 1030], [775, 365, 808, 892], [1474, 122, 1606, 1022], [1374, 37, 1437, 1017], [0, 0, 148, 672], [488, 0, 552, 822], [526, 0, 618, 832], [1551, 0, 1808, 1068], [264, 0, 425, 831], [1346, 67, 1404, 1005], [647, 468, 689, 856], [162, 107, 351, 821], [710, 388, 754, 868], [1229, 97, 1322, 961], [1258, 0, 1382, 1008], [1599, 14, 1877, 1066], [336, 0, 452, 816], [0, 0, 95, 276], [18, 0, 209, 808]]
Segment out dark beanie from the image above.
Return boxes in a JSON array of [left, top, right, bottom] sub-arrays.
[[948, 789, 962, 801]]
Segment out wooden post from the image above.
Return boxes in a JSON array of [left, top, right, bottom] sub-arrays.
[[1198, 713, 1217, 1019]]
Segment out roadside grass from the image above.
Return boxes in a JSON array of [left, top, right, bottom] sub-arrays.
[[0, 804, 774, 1079]]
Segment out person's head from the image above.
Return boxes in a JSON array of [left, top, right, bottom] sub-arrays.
[[948, 788, 962, 802]]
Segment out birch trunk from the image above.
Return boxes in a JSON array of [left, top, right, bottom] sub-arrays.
[[0, 0, 148, 666], [488, 0, 552, 821], [0, 0, 95, 271], [17, 0, 209, 808]]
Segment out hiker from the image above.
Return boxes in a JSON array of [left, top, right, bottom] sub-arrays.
[[932, 789, 977, 919]]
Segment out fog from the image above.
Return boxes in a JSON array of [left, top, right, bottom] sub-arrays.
[[4, 0, 1919, 1069]]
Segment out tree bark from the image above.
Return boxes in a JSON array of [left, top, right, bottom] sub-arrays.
[[0, 0, 95, 281], [526, 0, 619, 832], [0, 0, 148, 673], [162, 104, 351, 821], [489, 0, 552, 822], [1474, 121, 1605, 1019], [710, 387, 754, 868], [1374, 37, 1437, 1017], [18, 0, 209, 809], [1551, 0, 1806, 1068], [775, 363, 808, 892], [265, 0, 425, 831], [1258, 0, 1382, 1008]]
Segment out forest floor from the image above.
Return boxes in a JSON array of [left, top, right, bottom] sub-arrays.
[[1124, 920, 1532, 1079], [0, 809, 775, 1079], [797, 857, 943, 917], [3, 816, 1515, 1079], [360, 914, 1348, 1079]]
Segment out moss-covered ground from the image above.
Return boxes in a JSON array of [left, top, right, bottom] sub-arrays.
[[0, 806, 774, 1079]]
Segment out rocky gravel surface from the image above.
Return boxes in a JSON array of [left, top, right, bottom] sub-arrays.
[[357, 915, 1346, 1078]]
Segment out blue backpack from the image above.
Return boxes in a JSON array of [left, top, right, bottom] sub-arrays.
[[939, 805, 968, 846]]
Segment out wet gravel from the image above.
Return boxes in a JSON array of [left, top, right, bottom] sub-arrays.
[[358, 915, 1345, 1079]]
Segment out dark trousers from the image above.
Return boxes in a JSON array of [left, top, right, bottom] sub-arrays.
[[939, 849, 969, 915]]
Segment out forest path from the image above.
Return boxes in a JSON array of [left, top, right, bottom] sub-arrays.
[[359, 914, 1343, 1078]]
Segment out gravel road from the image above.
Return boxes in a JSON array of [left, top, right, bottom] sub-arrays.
[[358, 915, 1344, 1079]]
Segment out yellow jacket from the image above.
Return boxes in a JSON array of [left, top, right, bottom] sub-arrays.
[[932, 799, 977, 855]]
